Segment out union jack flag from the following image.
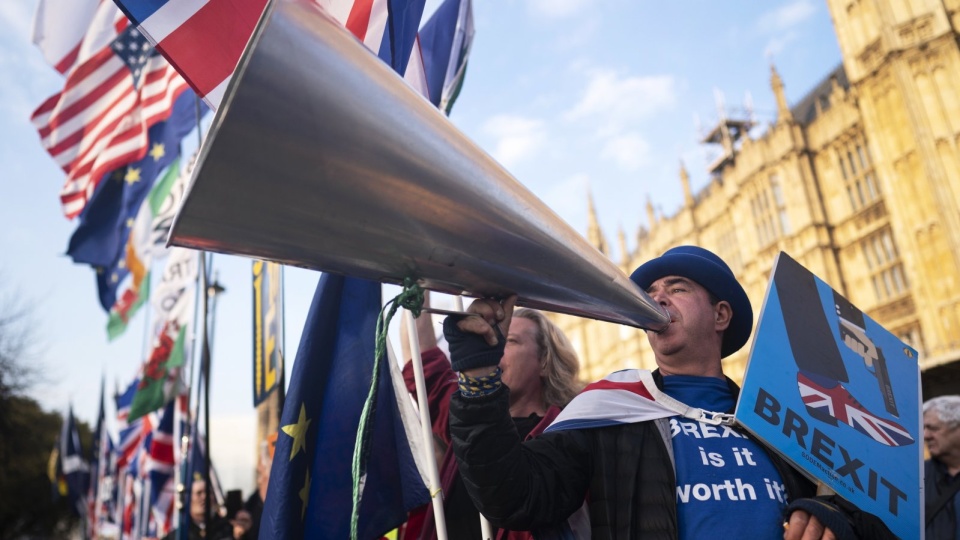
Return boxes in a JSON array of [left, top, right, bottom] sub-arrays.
[[143, 395, 187, 537], [797, 371, 914, 447], [545, 369, 678, 433]]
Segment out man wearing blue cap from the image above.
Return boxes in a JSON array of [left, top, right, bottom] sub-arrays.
[[444, 245, 893, 539]]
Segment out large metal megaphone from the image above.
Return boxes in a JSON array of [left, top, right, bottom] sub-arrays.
[[168, 0, 669, 330]]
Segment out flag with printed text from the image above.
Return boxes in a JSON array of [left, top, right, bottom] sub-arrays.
[[128, 247, 197, 421]]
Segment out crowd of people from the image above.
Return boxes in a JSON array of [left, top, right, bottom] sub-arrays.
[[151, 435, 273, 540], [386, 245, 931, 539], [167, 244, 959, 539]]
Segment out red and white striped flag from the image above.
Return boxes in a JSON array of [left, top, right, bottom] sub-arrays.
[[113, 0, 411, 110], [32, 0, 101, 74], [545, 369, 682, 433], [31, 2, 189, 219]]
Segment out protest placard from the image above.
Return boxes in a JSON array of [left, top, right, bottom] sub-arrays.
[[736, 251, 921, 539]]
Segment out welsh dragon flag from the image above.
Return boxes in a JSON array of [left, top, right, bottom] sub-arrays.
[[128, 247, 197, 421]]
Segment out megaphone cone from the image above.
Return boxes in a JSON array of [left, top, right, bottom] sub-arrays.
[[168, 0, 668, 330]]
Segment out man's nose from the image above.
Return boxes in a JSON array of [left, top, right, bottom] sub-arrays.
[[649, 289, 668, 305]]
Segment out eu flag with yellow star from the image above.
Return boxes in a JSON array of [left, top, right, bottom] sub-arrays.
[[66, 89, 205, 276], [260, 274, 430, 539]]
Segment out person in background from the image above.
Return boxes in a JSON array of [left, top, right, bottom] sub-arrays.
[[399, 291, 583, 540], [446, 245, 895, 539], [230, 508, 255, 540], [924, 395, 960, 539], [162, 477, 232, 540], [244, 432, 275, 540]]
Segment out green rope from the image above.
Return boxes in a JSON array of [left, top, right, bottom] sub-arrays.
[[350, 278, 424, 540]]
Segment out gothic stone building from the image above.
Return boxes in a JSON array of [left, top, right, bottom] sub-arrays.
[[551, 0, 960, 398]]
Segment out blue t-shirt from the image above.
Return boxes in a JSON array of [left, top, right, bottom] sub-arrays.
[[662, 375, 787, 539]]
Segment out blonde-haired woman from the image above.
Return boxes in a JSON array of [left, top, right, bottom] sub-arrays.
[[400, 294, 583, 540]]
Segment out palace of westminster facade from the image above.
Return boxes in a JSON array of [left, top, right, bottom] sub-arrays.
[[548, 0, 960, 398]]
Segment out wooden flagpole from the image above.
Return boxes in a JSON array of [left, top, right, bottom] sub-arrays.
[[403, 309, 449, 540]]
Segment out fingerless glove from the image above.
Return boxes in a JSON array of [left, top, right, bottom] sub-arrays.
[[442, 315, 506, 372]]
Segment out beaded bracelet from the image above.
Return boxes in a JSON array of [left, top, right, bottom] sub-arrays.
[[458, 367, 502, 398]]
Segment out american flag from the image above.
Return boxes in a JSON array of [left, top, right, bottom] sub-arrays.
[[31, 5, 188, 219], [797, 371, 914, 447]]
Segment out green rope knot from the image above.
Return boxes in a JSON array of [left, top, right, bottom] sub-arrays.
[[395, 277, 425, 318], [350, 278, 425, 540]]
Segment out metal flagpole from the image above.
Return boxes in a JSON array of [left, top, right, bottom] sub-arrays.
[[403, 309, 448, 540], [197, 251, 212, 537], [175, 94, 209, 540]]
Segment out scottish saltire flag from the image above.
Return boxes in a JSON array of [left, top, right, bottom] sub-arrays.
[[31, 1, 189, 218], [57, 406, 91, 516], [67, 88, 203, 269], [417, 0, 473, 113], [545, 370, 679, 433], [260, 275, 430, 539]]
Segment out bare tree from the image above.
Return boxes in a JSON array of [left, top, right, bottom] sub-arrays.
[[0, 292, 40, 401], [0, 279, 84, 539]]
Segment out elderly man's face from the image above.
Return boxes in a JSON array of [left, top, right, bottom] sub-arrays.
[[924, 410, 960, 460], [643, 275, 726, 360]]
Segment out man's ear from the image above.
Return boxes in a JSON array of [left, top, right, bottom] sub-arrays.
[[715, 301, 733, 331]]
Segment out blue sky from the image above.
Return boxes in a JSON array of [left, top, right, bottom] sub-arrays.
[[0, 0, 843, 492]]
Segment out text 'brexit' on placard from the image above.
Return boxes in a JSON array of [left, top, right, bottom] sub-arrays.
[[752, 387, 907, 515]]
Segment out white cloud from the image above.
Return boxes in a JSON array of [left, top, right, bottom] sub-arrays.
[[528, 0, 591, 19], [482, 114, 548, 169], [757, 0, 816, 33], [564, 70, 676, 134], [600, 132, 650, 171], [764, 30, 800, 59]]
